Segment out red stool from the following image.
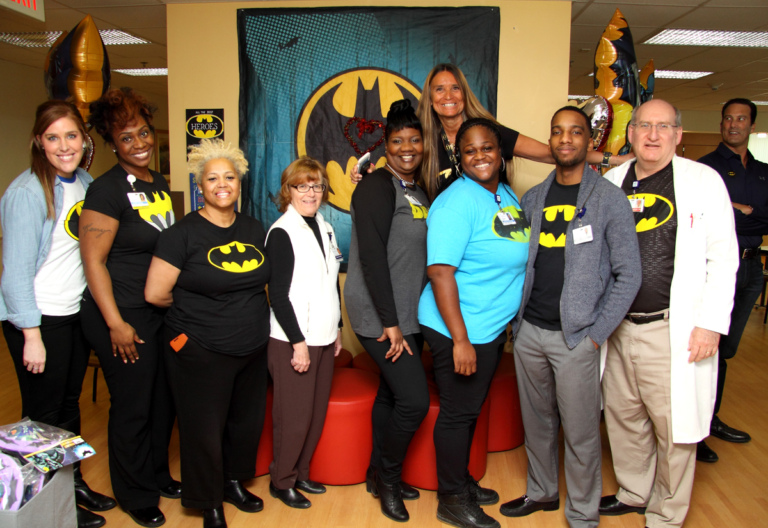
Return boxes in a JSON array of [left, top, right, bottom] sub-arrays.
[[352, 351, 380, 375], [255, 384, 274, 476], [334, 348, 353, 368], [487, 361, 525, 452], [401, 383, 490, 491], [309, 368, 379, 485]]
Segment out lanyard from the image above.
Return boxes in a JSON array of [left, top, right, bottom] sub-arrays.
[[440, 127, 462, 178]]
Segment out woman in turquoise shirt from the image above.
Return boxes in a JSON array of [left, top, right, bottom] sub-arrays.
[[418, 118, 530, 528]]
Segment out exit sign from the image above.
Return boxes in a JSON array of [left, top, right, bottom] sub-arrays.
[[1, 0, 46, 22]]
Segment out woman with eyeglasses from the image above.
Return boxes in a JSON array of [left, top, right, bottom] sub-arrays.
[[264, 157, 342, 509]]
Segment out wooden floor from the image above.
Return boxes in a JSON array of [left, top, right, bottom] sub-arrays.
[[1, 309, 766, 528]]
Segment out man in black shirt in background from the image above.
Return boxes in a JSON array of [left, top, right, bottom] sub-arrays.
[[697, 98, 768, 463]]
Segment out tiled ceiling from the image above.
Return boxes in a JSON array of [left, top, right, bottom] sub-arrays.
[[1, 0, 767, 110]]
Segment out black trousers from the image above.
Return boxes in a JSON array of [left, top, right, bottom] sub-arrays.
[[165, 329, 268, 509], [357, 333, 429, 485], [267, 338, 334, 490], [3, 313, 89, 432], [422, 325, 504, 495], [80, 295, 175, 510]]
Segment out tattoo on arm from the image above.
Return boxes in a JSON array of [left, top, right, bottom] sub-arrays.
[[82, 223, 113, 238]]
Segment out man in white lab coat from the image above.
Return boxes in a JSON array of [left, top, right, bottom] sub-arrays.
[[599, 99, 739, 528]]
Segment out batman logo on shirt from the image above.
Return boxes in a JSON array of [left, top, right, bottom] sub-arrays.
[[137, 191, 175, 231], [492, 206, 530, 242], [539, 205, 576, 248], [65, 200, 84, 241], [208, 242, 265, 273], [631, 193, 674, 232]]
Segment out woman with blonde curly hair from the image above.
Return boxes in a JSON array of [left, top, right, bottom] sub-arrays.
[[146, 139, 271, 528], [265, 157, 342, 509]]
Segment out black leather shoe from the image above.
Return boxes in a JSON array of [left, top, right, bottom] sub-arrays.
[[223, 480, 263, 512], [598, 495, 646, 516], [697, 440, 719, 463], [77, 505, 106, 528], [499, 495, 559, 517], [203, 506, 227, 528], [365, 466, 420, 500], [126, 506, 166, 527], [710, 415, 751, 443], [73, 468, 117, 511], [269, 482, 311, 509], [437, 492, 500, 528], [295, 479, 326, 494], [467, 476, 499, 506], [375, 473, 408, 522], [159, 479, 182, 499]]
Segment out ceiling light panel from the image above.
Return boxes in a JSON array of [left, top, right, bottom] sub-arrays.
[[0, 29, 149, 48], [644, 29, 768, 48], [113, 68, 168, 77], [654, 70, 713, 79]]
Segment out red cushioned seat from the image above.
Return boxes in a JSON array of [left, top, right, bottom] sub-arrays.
[[487, 363, 525, 452], [255, 384, 274, 477], [308, 368, 379, 485], [400, 383, 490, 491], [352, 350, 380, 375], [334, 348, 353, 368]]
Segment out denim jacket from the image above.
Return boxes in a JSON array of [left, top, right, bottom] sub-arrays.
[[0, 167, 93, 328]]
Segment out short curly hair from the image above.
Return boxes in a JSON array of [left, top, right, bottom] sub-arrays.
[[277, 157, 328, 213], [88, 87, 156, 144], [188, 139, 249, 185]]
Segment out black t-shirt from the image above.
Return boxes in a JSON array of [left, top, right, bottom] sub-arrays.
[[621, 162, 677, 313], [82, 164, 175, 307], [436, 124, 520, 196], [154, 211, 271, 355], [524, 180, 580, 330]]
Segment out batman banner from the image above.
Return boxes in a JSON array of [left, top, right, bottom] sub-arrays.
[[237, 7, 500, 266]]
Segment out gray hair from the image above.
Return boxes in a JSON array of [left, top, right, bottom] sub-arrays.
[[629, 100, 682, 128], [188, 138, 249, 185]]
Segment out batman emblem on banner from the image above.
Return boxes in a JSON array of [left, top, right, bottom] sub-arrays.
[[296, 68, 421, 213]]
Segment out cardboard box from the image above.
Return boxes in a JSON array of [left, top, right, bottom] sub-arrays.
[[0, 465, 75, 528]]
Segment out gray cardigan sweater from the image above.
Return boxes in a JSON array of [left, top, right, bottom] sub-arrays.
[[513, 165, 642, 348]]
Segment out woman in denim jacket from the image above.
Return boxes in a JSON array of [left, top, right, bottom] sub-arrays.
[[0, 100, 116, 528]]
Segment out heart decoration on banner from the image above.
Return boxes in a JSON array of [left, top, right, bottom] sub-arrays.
[[344, 117, 385, 157]]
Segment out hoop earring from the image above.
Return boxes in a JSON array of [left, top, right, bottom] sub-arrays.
[[501, 158, 506, 173]]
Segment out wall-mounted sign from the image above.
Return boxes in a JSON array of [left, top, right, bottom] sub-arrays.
[[185, 109, 224, 149], [1, 0, 45, 22]]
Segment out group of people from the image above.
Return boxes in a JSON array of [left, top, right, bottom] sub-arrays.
[[0, 61, 762, 528]]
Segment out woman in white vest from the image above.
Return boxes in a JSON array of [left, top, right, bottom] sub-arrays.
[[265, 157, 342, 509]]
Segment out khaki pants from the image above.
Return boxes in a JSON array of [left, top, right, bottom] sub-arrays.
[[603, 317, 696, 528]]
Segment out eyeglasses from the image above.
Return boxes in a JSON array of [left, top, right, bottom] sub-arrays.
[[292, 183, 326, 193], [630, 122, 679, 133]]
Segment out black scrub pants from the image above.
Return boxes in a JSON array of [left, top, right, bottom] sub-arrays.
[[165, 329, 268, 509], [80, 295, 175, 510], [357, 333, 429, 485], [421, 326, 504, 495]]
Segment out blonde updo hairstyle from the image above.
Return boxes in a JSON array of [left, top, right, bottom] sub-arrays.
[[188, 138, 249, 185], [277, 157, 329, 213]]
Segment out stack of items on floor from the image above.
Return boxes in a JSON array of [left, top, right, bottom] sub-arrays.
[[0, 419, 95, 526]]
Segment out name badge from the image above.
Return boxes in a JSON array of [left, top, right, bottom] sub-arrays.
[[333, 244, 343, 261], [128, 192, 149, 209], [629, 198, 644, 213], [404, 194, 423, 207], [573, 225, 593, 245], [497, 211, 516, 225]]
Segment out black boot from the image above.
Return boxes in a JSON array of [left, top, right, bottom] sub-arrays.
[[467, 476, 498, 506], [76, 505, 105, 528], [437, 491, 500, 528], [203, 506, 227, 528], [73, 462, 117, 512], [366, 465, 420, 500], [223, 480, 263, 512], [374, 472, 409, 522]]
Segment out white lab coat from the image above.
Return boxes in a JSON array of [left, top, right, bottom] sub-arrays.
[[604, 155, 738, 443]]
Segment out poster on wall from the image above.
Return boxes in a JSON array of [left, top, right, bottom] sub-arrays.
[[237, 6, 500, 266], [186, 109, 224, 211]]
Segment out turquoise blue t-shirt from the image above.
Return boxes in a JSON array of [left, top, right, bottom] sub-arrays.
[[418, 176, 530, 344]]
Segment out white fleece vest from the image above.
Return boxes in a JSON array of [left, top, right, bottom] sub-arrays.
[[266, 205, 341, 346]]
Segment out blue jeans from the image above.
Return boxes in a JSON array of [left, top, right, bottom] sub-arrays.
[[714, 255, 763, 415]]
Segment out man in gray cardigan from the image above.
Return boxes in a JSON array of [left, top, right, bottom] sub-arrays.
[[499, 106, 641, 528]]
